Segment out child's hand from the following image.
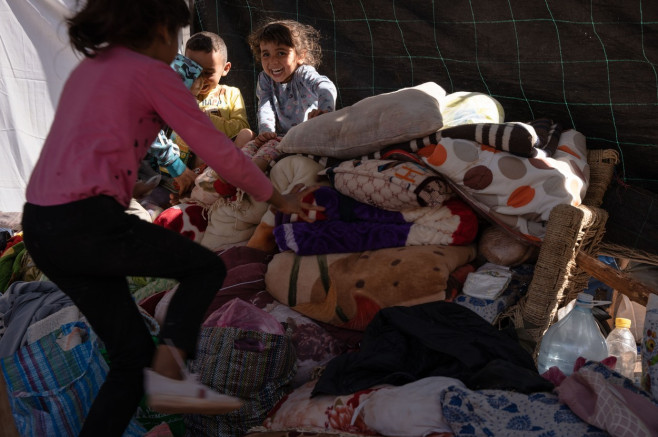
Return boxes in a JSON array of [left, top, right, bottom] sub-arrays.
[[169, 193, 181, 207], [307, 109, 328, 119], [268, 184, 326, 222], [190, 77, 203, 97], [173, 167, 197, 196], [255, 132, 279, 146]]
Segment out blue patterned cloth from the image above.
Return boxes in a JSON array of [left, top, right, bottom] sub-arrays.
[[454, 264, 534, 323], [441, 387, 609, 436], [170, 54, 202, 90], [441, 361, 658, 436]]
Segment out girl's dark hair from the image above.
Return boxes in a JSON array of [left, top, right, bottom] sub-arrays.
[[68, 0, 190, 57], [247, 19, 322, 68]]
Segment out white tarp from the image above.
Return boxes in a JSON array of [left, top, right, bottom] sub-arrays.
[[0, 1, 192, 213], [0, 0, 79, 212]]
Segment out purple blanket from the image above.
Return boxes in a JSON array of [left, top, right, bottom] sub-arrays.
[[273, 187, 412, 255]]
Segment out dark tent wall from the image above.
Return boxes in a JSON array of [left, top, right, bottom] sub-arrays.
[[191, 0, 658, 255]]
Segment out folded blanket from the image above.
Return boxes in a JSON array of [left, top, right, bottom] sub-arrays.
[[265, 244, 477, 330], [273, 186, 477, 255], [422, 128, 589, 241]]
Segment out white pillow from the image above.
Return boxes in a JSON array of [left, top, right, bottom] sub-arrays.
[[277, 82, 446, 159]]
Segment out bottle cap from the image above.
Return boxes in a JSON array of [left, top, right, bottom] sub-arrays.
[[576, 293, 593, 304], [615, 317, 632, 328], [575, 292, 611, 308]]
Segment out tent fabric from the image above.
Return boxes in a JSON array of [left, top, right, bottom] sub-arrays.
[[192, 0, 658, 254], [193, 0, 658, 194]]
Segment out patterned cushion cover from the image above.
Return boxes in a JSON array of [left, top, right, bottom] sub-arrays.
[[321, 159, 454, 211]]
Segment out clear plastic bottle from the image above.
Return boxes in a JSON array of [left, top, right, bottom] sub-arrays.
[[605, 317, 637, 379], [537, 293, 609, 376]]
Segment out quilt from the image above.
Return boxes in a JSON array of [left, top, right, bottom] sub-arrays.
[[265, 244, 477, 330]]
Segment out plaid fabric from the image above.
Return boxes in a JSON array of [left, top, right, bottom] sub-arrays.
[[185, 327, 297, 437], [0, 322, 106, 436], [0, 321, 144, 437]]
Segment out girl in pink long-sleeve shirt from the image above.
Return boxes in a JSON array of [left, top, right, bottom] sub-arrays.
[[21, 1, 322, 435]]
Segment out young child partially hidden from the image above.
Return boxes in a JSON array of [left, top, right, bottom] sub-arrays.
[[135, 54, 205, 215]]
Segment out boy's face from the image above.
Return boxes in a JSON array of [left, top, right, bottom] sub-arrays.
[[185, 48, 231, 99]]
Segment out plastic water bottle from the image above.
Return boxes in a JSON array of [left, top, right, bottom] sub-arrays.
[[605, 317, 637, 380], [537, 293, 609, 376]]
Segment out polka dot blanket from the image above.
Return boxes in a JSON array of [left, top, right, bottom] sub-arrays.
[[422, 129, 589, 241]]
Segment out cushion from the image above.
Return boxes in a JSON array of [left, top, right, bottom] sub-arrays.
[[264, 244, 477, 330], [181, 165, 273, 251], [478, 224, 539, 266], [440, 91, 504, 127], [437, 118, 563, 159], [153, 202, 207, 242], [321, 159, 454, 211], [441, 122, 539, 157], [422, 128, 590, 241], [277, 82, 446, 159]]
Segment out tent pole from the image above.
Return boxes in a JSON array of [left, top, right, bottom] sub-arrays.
[[576, 251, 658, 306]]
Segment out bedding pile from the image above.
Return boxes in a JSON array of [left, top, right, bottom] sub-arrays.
[[0, 83, 643, 437]]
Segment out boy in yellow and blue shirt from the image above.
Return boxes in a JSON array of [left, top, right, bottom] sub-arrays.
[[141, 32, 252, 209]]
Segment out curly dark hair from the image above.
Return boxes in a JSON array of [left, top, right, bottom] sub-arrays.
[[68, 0, 190, 57], [247, 19, 322, 68]]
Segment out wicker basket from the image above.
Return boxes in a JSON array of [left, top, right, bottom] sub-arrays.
[[499, 149, 619, 357]]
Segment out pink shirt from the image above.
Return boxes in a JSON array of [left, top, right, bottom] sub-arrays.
[[26, 46, 273, 207]]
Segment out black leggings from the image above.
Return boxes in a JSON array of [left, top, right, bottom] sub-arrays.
[[22, 195, 226, 437]]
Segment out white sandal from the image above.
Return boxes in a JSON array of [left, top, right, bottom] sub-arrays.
[[144, 341, 243, 415], [144, 368, 243, 415]]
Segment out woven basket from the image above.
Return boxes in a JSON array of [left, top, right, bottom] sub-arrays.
[[499, 149, 619, 357]]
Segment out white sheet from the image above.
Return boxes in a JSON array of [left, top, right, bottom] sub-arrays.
[[0, 0, 79, 212], [0, 1, 191, 213]]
